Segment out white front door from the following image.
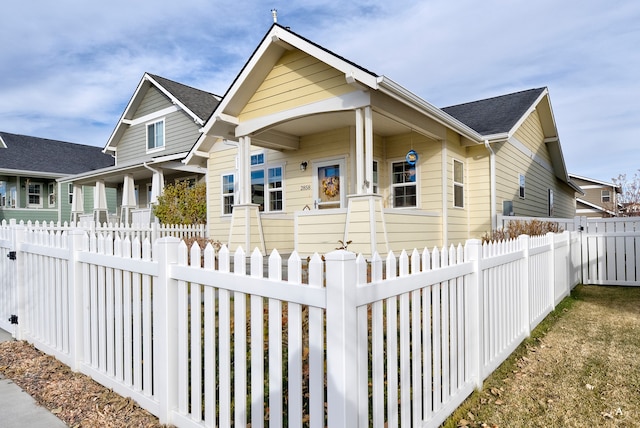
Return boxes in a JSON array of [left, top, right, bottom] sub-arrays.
[[313, 159, 345, 209]]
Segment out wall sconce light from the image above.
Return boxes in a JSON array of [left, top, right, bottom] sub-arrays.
[[300, 161, 308, 171]]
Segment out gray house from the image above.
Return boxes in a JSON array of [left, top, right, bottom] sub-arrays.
[[61, 73, 220, 224], [0, 132, 115, 223]]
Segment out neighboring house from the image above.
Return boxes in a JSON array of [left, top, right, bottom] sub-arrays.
[[569, 174, 621, 217], [0, 132, 115, 223], [186, 24, 581, 257], [61, 73, 220, 224]]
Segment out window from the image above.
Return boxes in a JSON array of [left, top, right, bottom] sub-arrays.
[[68, 184, 74, 205], [602, 190, 611, 203], [268, 167, 283, 211], [372, 161, 379, 193], [0, 181, 6, 207], [147, 183, 153, 207], [453, 159, 464, 208], [147, 120, 165, 151], [222, 174, 235, 215], [519, 174, 526, 198], [27, 182, 43, 208], [548, 189, 554, 216], [391, 161, 417, 208], [48, 183, 56, 207]]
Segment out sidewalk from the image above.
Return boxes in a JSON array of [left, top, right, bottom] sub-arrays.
[[0, 329, 68, 428]]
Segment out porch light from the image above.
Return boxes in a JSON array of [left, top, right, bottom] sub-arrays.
[[300, 161, 308, 171]]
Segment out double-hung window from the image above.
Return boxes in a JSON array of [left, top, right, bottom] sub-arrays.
[[250, 153, 283, 212], [27, 182, 43, 208], [147, 119, 165, 151], [222, 174, 235, 215], [48, 183, 56, 207], [0, 181, 6, 207], [391, 161, 417, 208], [453, 159, 464, 208], [519, 174, 526, 198], [602, 190, 611, 203]]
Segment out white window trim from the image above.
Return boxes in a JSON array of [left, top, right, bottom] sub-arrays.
[[146, 118, 166, 153], [453, 159, 465, 209], [221, 172, 236, 216], [519, 174, 526, 199], [27, 182, 43, 208], [389, 158, 419, 209], [265, 164, 285, 212], [48, 183, 56, 208], [601, 189, 611, 203], [548, 188, 554, 216]]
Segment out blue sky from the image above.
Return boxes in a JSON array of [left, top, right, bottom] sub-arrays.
[[1, 0, 638, 183]]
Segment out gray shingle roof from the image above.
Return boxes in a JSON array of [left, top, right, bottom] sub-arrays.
[[442, 88, 546, 135], [0, 132, 115, 174], [148, 74, 221, 122]]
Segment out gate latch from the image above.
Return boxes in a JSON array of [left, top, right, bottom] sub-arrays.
[[6, 251, 16, 260]]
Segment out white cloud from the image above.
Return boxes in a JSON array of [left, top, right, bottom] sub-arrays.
[[1, 0, 639, 181]]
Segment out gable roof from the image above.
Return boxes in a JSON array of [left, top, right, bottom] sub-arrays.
[[442, 88, 547, 135], [104, 73, 221, 152], [0, 132, 114, 176]]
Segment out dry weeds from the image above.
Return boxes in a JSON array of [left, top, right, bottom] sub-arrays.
[[446, 284, 640, 427]]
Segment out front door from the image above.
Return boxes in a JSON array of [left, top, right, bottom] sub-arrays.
[[314, 159, 345, 209]]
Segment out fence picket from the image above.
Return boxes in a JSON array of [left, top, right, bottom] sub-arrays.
[[2, 216, 634, 428]]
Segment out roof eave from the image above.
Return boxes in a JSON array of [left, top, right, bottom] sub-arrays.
[[376, 76, 484, 143]]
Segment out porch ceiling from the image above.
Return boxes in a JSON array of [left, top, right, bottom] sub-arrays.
[[252, 110, 412, 149]]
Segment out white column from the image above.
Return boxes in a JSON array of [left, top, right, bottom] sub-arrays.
[[355, 109, 364, 195], [364, 106, 374, 194], [238, 136, 252, 205]]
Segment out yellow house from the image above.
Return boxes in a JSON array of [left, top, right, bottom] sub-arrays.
[[186, 24, 580, 257]]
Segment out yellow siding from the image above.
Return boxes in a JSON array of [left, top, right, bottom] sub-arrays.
[[261, 216, 295, 254], [239, 50, 356, 121], [445, 130, 469, 245], [513, 109, 552, 165], [296, 211, 347, 256], [385, 211, 441, 252], [466, 144, 492, 238]]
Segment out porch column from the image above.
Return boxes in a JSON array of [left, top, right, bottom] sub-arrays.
[[355, 108, 364, 195], [120, 174, 137, 225], [93, 180, 108, 224], [150, 168, 165, 205], [70, 184, 84, 223], [228, 135, 266, 254], [364, 106, 374, 195]]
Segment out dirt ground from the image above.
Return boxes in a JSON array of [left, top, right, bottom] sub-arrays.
[[0, 284, 638, 427], [445, 284, 640, 428]]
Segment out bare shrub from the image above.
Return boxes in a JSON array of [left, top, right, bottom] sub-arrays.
[[482, 219, 563, 243]]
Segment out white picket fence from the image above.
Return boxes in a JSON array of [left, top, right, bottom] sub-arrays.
[[0, 217, 590, 427]]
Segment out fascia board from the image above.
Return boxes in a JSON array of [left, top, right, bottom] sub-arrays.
[[506, 87, 550, 137], [146, 74, 205, 125], [0, 168, 66, 179]]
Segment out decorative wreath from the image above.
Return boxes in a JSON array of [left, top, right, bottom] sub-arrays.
[[322, 176, 340, 198]]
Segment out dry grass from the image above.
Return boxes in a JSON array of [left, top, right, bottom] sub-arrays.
[[445, 284, 640, 427]]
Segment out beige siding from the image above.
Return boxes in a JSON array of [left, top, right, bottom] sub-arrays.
[[296, 211, 347, 256], [262, 216, 295, 254], [116, 87, 202, 164], [239, 50, 356, 121]]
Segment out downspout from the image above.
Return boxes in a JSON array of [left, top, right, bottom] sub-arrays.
[[484, 140, 497, 232]]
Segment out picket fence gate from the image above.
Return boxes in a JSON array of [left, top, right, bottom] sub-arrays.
[[0, 219, 592, 427]]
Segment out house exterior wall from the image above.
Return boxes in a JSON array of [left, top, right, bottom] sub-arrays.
[[239, 50, 357, 121], [494, 110, 575, 221], [466, 144, 492, 238], [571, 176, 618, 216], [116, 87, 202, 164]]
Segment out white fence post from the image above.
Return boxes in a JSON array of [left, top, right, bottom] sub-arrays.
[[67, 228, 87, 371], [11, 219, 26, 341], [325, 249, 358, 428], [153, 236, 181, 425], [547, 232, 556, 309], [464, 239, 483, 389], [518, 235, 531, 336]]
